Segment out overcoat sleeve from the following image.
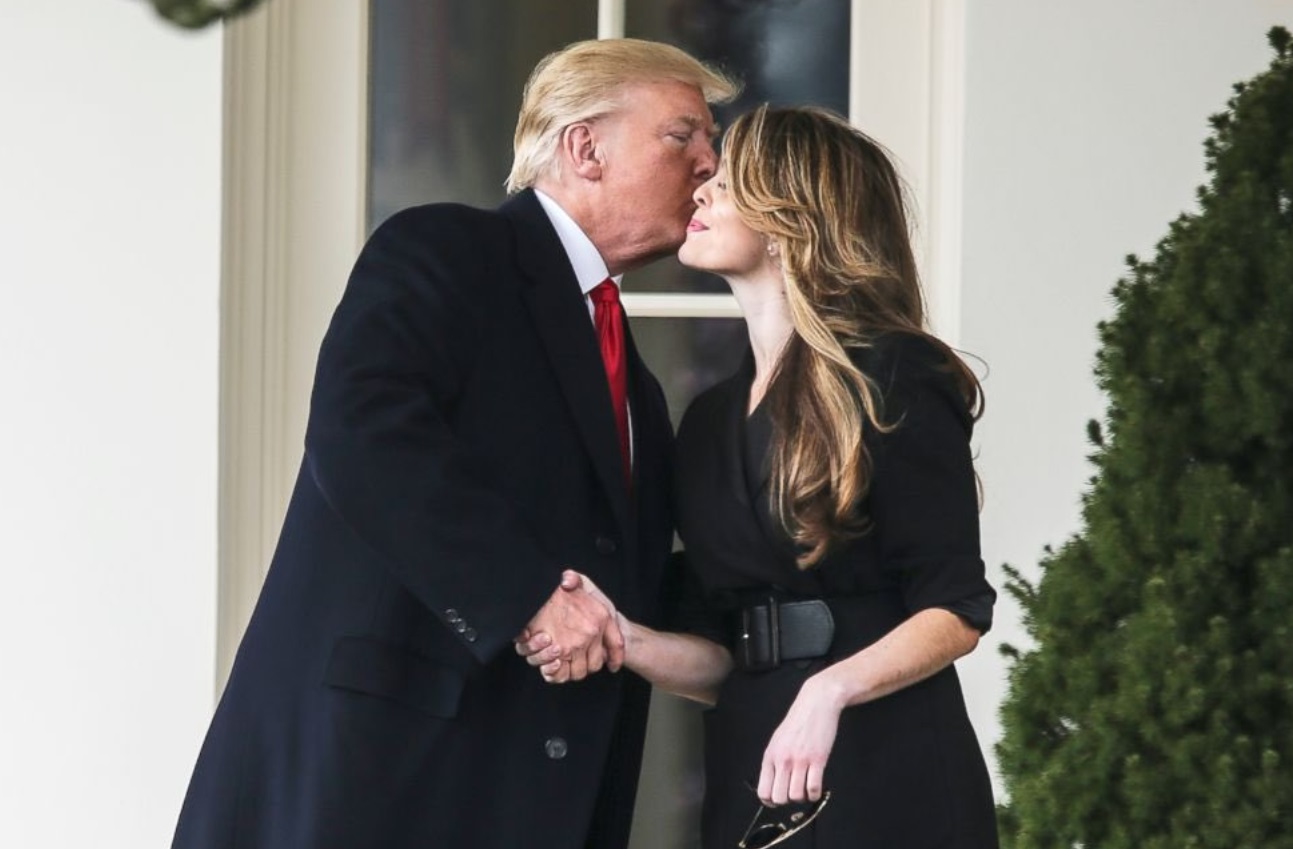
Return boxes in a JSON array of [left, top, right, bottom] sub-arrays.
[[303, 205, 562, 665]]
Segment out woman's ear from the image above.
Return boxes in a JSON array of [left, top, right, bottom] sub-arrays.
[[561, 123, 604, 181]]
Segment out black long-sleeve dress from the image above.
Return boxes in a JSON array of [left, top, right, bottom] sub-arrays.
[[672, 333, 999, 849]]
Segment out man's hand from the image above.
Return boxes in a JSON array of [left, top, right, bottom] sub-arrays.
[[545, 572, 628, 677], [515, 570, 624, 683]]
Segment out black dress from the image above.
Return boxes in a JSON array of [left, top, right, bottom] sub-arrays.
[[672, 333, 1000, 849]]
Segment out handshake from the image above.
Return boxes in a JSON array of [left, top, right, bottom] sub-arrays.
[[513, 570, 629, 684]]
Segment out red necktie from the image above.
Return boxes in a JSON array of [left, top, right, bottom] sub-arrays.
[[590, 279, 631, 488]]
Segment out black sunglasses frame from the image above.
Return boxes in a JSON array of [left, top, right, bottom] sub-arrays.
[[737, 790, 832, 848]]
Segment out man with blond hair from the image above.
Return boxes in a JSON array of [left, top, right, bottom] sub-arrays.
[[172, 38, 737, 849]]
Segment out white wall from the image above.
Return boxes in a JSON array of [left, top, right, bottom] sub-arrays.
[[0, 3, 221, 846], [959, 0, 1293, 795]]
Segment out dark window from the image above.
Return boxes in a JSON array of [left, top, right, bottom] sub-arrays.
[[623, 0, 851, 293], [634, 317, 748, 427], [367, 1, 597, 230]]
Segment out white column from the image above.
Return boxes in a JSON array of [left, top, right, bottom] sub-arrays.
[[218, 0, 369, 689], [598, 0, 626, 39], [851, 0, 966, 346]]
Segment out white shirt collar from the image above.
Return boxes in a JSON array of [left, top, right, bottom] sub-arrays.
[[534, 189, 623, 298]]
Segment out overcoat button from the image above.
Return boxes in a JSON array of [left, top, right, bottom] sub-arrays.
[[454, 620, 468, 633], [445, 609, 461, 623], [595, 536, 617, 555], [544, 737, 568, 760], [463, 627, 478, 643]]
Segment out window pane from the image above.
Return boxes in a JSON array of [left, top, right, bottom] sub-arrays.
[[623, 0, 851, 293], [632, 692, 706, 849], [367, 1, 597, 231], [633, 316, 748, 428], [630, 316, 747, 849]]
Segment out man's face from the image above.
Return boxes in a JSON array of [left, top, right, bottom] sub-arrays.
[[591, 81, 719, 273]]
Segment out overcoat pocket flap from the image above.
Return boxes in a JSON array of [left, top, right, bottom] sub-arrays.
[[323, 635, 465, 718]]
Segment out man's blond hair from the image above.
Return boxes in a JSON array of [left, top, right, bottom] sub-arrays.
[[505, 38, 739, 194]]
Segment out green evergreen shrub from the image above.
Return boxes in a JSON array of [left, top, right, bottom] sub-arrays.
[[149, 0, 266, 29], [996, 27, 1293, 849]]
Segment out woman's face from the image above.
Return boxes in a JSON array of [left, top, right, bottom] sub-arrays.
[[678, 164, 772, 279]]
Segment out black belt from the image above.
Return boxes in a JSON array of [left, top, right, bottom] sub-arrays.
[[732, 597, 835, 672]]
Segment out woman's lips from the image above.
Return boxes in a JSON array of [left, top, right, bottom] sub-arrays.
[[687, 219, 708, 232]]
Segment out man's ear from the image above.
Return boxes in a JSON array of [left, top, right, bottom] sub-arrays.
[[561, 123, 604, 181]]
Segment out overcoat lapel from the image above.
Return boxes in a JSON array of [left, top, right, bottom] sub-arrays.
[[621, 319, 657, 549], [503, 191, 632, 534]]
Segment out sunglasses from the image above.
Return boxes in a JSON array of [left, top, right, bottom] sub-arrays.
[[737, 788, 832, 848]]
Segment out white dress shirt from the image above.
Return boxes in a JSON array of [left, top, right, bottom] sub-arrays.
[[534, 189, 626, 319], [533, 189, 635, 463]]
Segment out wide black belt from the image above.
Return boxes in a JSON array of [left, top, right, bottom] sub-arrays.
[[732, 597, 835, 672]]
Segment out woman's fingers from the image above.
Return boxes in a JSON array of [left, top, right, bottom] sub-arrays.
[[758, 754, 823, 806], [805, 762, 826, 802]]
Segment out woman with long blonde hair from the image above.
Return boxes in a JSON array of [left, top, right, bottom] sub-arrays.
[[522, 105, 998, 848]]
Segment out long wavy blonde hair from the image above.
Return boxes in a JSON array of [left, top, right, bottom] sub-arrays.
[[723, 105, 982, 567]]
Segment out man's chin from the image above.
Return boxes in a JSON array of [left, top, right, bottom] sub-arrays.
[[615, 225, 691, 272], [640, 236, 689, 266]]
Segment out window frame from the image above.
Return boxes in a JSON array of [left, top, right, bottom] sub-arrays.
[[216, 0, 966, 687]]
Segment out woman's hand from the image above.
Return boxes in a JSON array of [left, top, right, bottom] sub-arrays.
[[757, 672, 846, 805], [756, 607, 982, 804]]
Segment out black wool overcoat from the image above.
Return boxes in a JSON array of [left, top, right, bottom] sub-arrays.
[[172, 190, 676, 849]]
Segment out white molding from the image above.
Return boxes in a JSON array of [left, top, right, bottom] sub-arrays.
[[217, 0, 369, 691], [927, 0, 966, 348], [850, 0, 965, 345], [623, 292, 742, 319], [217, 2, 287, 693], [598, 0, 625, 39]]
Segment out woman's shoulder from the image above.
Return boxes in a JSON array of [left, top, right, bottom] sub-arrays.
[[678, 351, 754, 433], [677, 370, 742, 438], [851, 331, 975, 429], [850, 331, 951, 386]]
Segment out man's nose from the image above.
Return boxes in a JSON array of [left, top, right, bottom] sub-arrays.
[[695, 145, 718, 180]]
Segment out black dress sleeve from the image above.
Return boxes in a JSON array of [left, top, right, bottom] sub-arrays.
[[661, 550, 730, 646], [865, 336, 996, 633]]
